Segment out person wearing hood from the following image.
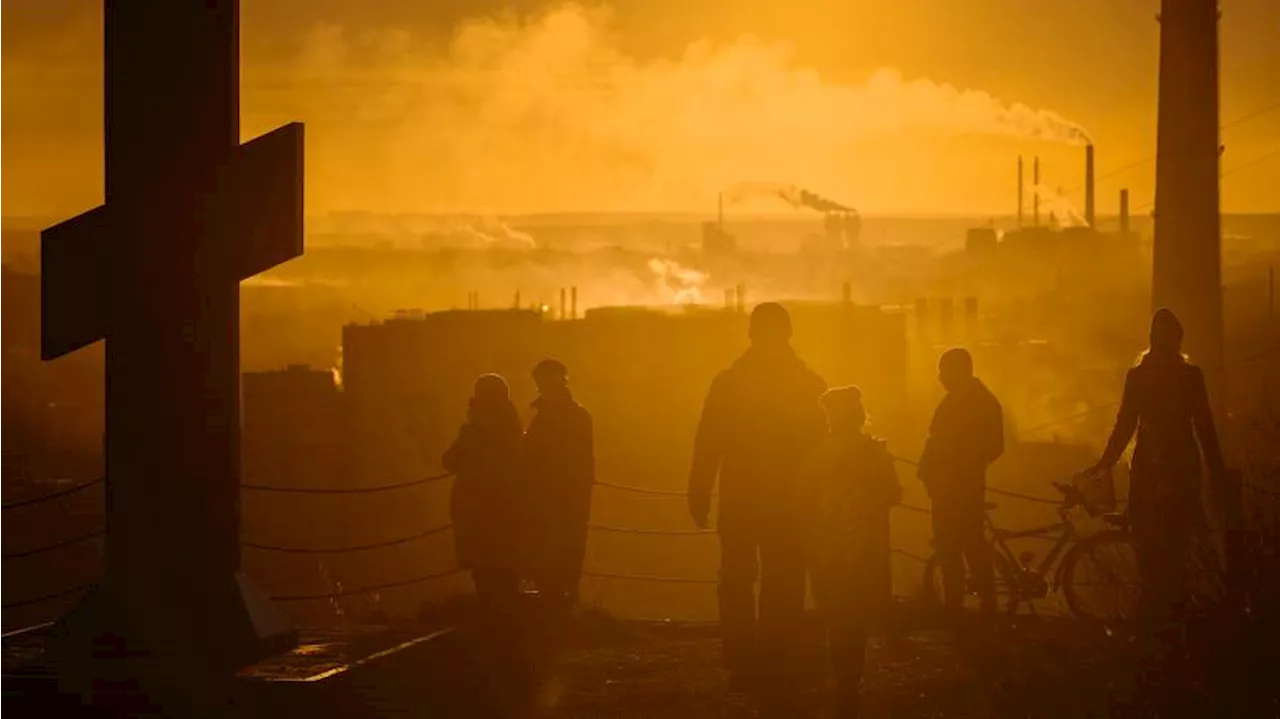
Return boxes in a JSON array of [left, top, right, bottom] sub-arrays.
[[524, 358, 595, 609], [443, 374, 526, 607], [918, 348, 1004, 618], [798, 386, 902, 718], [1092, 308, 1226, 640], [688, 302, 827, 692]]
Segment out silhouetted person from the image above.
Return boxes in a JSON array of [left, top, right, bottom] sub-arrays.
[[1092, 308, 1226, 703], [443, 374, 534, 708], [798, 386, 901, 718], [443, 374, 526, 608], [525, 359, 595, 609], [688, 302, 827, 691], [919, 348, 1003, 618]]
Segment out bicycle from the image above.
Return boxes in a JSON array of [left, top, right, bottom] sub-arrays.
[[922, 477, 1144, 621]]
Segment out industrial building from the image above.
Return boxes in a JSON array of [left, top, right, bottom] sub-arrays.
[[340, 302, 908, 495]]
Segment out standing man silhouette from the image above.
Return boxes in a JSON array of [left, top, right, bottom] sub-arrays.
[[688, 303, 827, 695], [525, 359, 595, 610], [918, 348, 1004, 619]]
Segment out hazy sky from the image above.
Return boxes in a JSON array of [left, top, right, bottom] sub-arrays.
[[3, 0, 1278, 218]]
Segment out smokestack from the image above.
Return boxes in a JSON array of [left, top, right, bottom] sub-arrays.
[[842, 281, 852, 307], [571, 287, 578, 320], [735, 284, 745, 313], [1119, 189, 1130, 236], [1085, 144, 1096, 228], [1033, 156, 1041, 227], [1017, 156, 1024, 228], [559, 288, 566, 321], [514, 290, 521, 309]]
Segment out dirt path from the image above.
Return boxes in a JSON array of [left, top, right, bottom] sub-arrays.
[[543, 618, 1129, 718]]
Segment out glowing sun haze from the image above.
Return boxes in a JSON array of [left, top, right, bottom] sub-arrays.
[[3, 0, 1278, 218]]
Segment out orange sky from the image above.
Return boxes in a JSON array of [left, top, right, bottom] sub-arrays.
[[3, 0, 1278, 218]]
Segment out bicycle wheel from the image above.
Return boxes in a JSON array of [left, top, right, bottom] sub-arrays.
[[923, 550, 1020, 615], [1061, 530, 1140, 621]]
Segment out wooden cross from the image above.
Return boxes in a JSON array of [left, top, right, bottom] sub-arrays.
[[41, 1, 303, 683]]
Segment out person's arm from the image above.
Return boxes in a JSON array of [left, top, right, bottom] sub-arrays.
[[441, 425, 470, 475], [987, 396, 1005, 465], [580, 410, 597, 486], [1189, 366, 1226, 477], [688, 374, 729, 525], [1098, 369, 1139, 469], [917, 402, 945, 487]]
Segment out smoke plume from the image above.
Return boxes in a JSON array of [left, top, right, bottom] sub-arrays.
[[723, 182, 855, 213], [648, 258, 708, 305], [1031, 185, 1087, 228], [244, 3, 1095, 214]]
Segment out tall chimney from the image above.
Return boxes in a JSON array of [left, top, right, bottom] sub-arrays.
[[1085, 144, 1096, 229], [1033, 156, 1041, 227], [1153, 0, 1223, 415], [1017, 156, 1024, 228], [1119, 189, 1130, 236], [559, 287, 566, 321], [571, 286, 578, 320]]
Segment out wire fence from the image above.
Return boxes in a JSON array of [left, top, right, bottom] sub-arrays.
[[8, 397, 1278, 614]]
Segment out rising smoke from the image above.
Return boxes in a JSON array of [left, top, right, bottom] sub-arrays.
[[647, 258, 708, 305], [1031, 185, 1088, 228], [723, 182, 855, 213], [247, 3, 1094, 214]]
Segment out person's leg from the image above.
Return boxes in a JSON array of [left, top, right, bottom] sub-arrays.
[[560, 485, 594, 606], [830, 622, 869, 718], [932, 507, 967, 613], [961, 512, 997, 616], [758, 520, 808, 698], [718, 526, 760, 681]]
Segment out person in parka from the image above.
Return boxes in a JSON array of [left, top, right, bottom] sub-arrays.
[[797, 385, 902, 718], [443, 374, 526, 606], [687, 302, 828, 688], [524, 358, 595, 609]]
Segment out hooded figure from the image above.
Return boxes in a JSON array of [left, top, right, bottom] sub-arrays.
[[1095, 309, 1225, 631], [524, 358, 595, 608], [688, 302, 827, 690], [918, 348, 1004, 616], [797, 386, 901, 717], [443, 374, 526, 602]]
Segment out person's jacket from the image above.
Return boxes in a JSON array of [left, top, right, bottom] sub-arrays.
[[918, 376, 1003, 498], [688, 345, 827, 528], [1100, 352, 1225, 481], [524, 392, 595, 496], [442, 399, 524, 569]]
